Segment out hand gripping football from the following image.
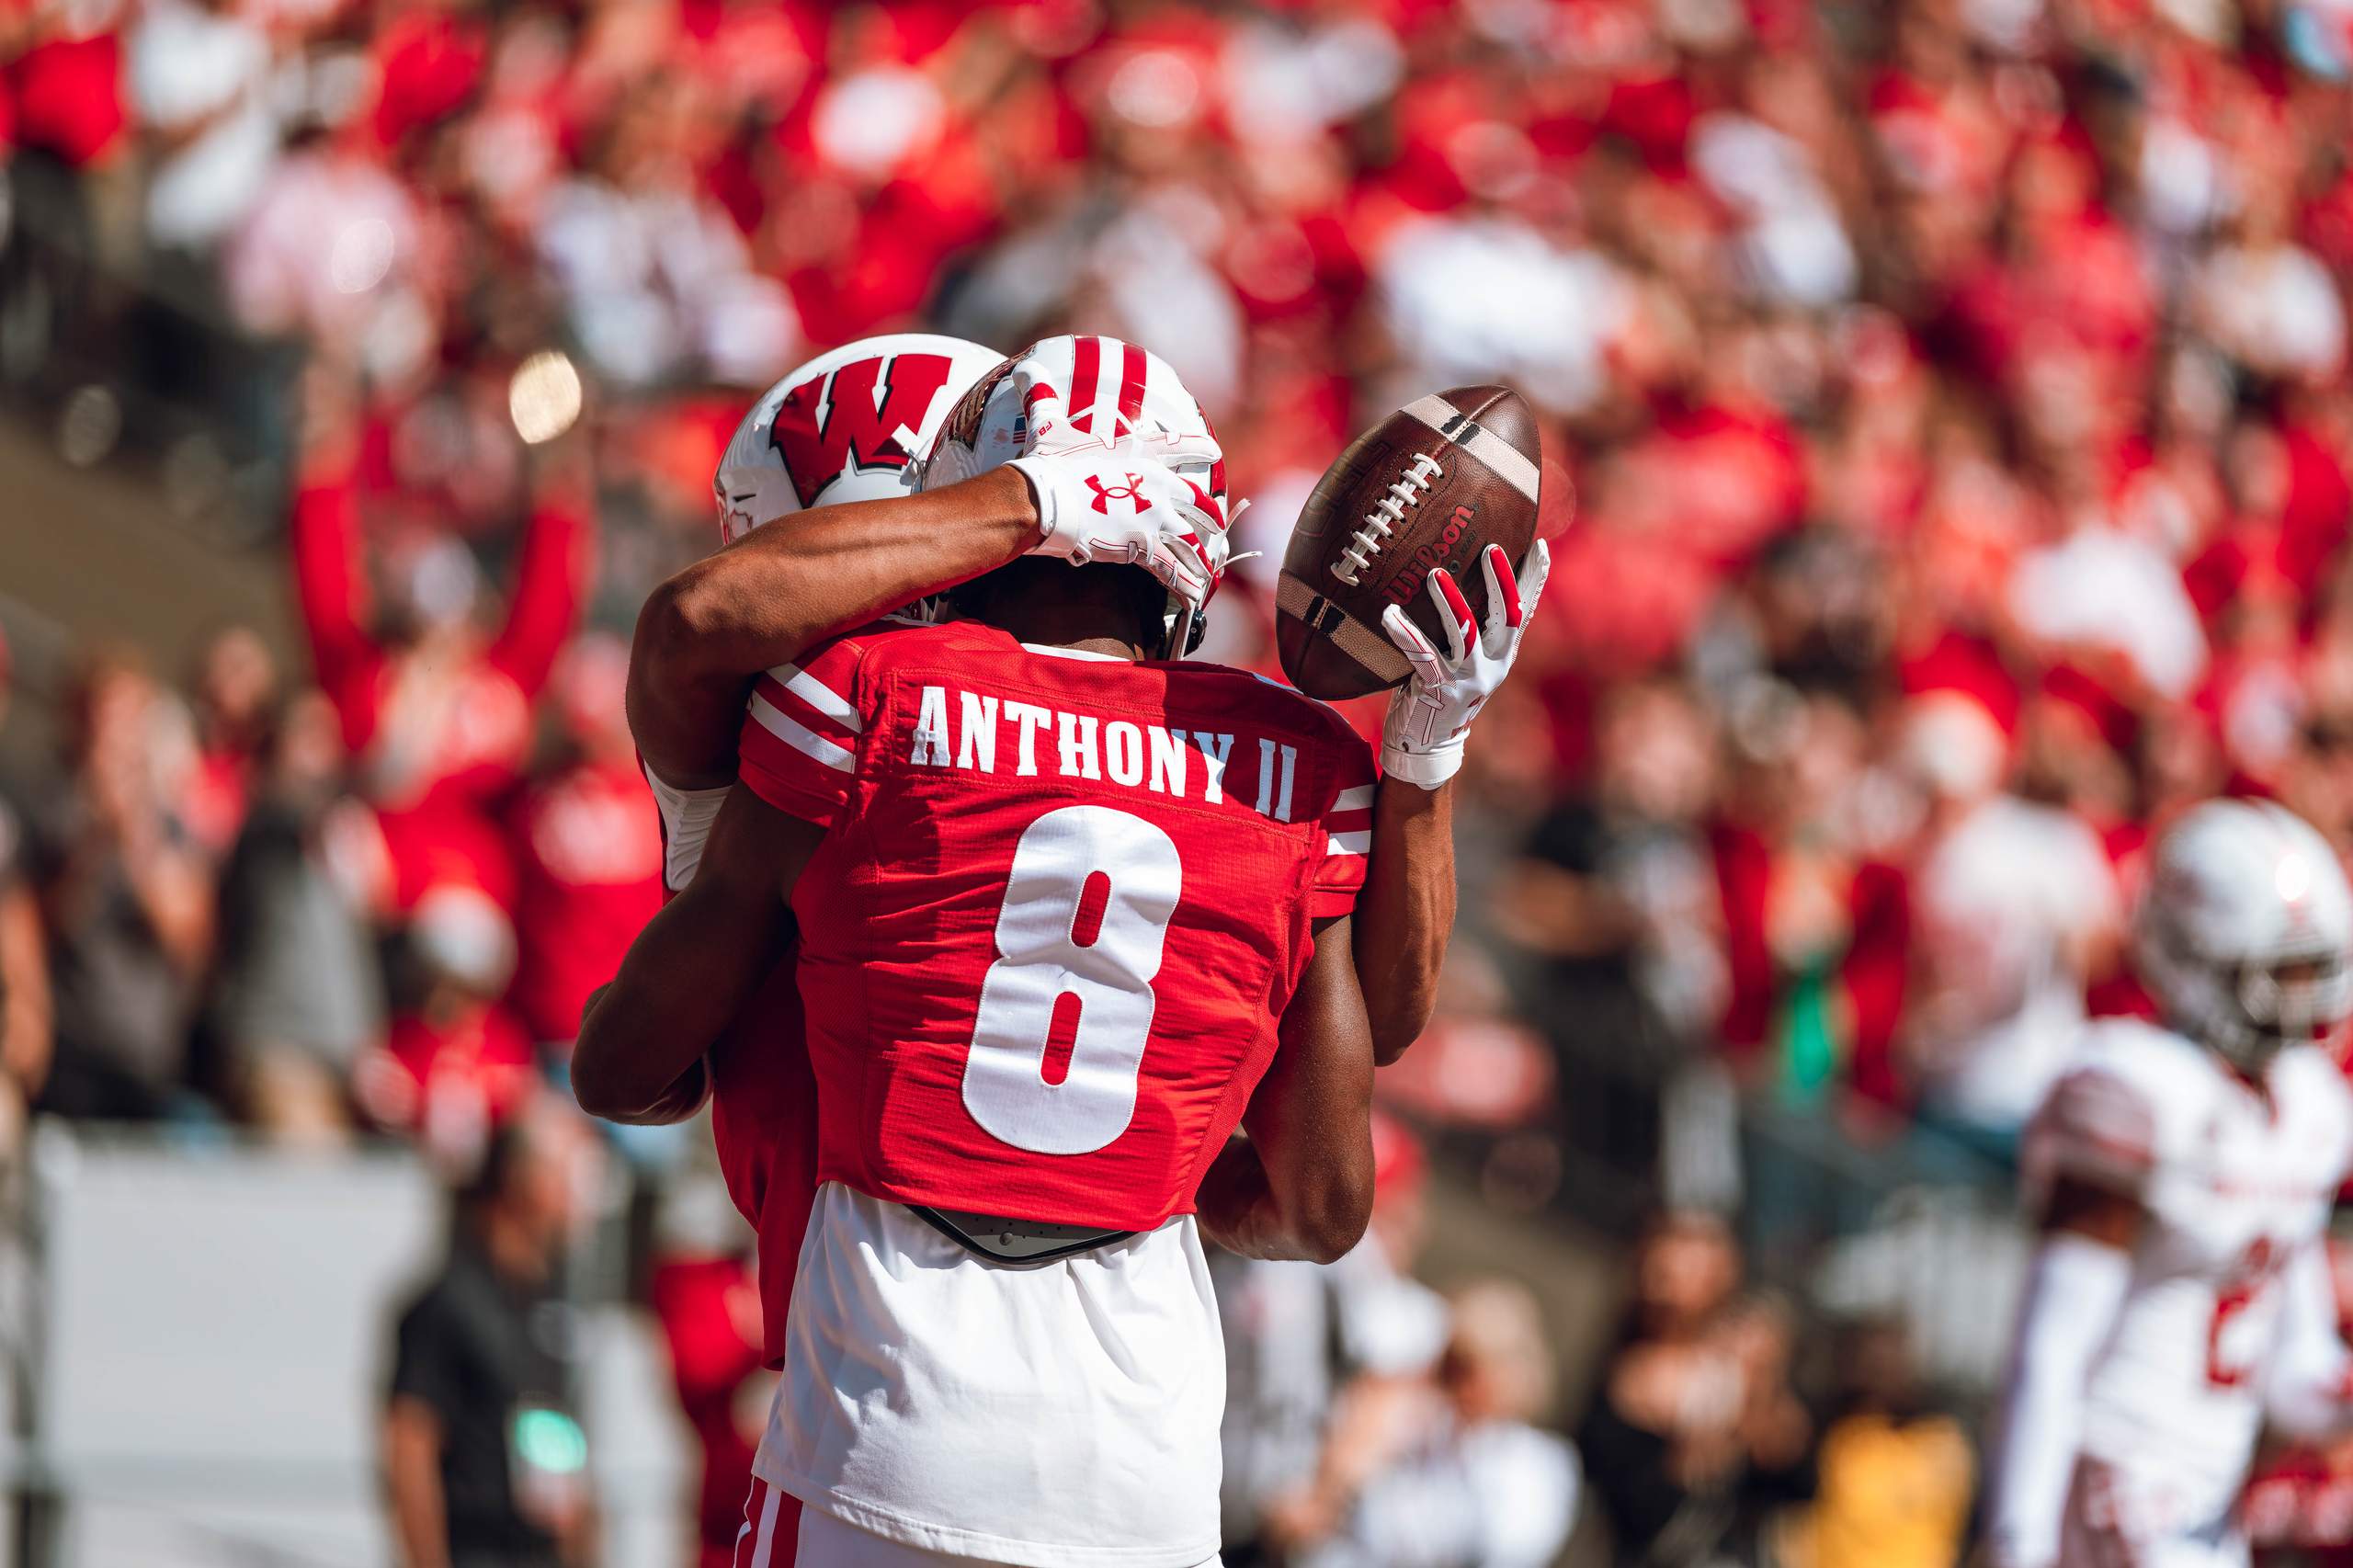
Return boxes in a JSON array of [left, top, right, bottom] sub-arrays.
[[1278, 386, 1543, 700]]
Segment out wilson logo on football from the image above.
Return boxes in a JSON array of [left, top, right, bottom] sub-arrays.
[[1381, 504, 1477, 608]]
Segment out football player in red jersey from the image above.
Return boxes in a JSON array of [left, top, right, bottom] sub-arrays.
[[630, 335, 1502, 1072], [579, 343, 1381, 1564], [630, 336, 1012, 1414], [607, 335, 1547, 1564]]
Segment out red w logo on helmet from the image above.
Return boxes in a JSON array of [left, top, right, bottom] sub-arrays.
[[769, 353, 956, 509]]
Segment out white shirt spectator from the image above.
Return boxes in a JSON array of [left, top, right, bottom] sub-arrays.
[[1690, 112, 1857, 308], [1220, 15, 1404, 146], [1910, 794, 2120, 1135], [2007, 521, 2210, 700], [1213, 1241, 1450, 1546], [130, 0, 278, 248], [1094, 201, 1245, 415], [2196, 241, 2347, 381], [537, 180, 798, 388], [2138, 117, 2228, 238], [223, 148, 427, 381], [1375, 215, 1630, 418], [1299, 1415, 1580, 1568], [810, 64, 944, 182]]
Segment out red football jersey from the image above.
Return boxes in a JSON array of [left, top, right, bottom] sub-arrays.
[[735, 618, 1376, 1233], [704, 969, 817, 1369]]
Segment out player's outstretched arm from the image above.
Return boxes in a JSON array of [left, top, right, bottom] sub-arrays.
[[572, 785, 822, 1123], [1355, 540, 1550, 1062], [630, 467, 1043, 789], [1353, 781, 1454, 1065], [1199, 916, 1377, 1264], [1984, 1177, 2140, 1568]]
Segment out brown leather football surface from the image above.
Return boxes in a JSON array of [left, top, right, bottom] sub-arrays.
[[1278, 385, 1543, 700]]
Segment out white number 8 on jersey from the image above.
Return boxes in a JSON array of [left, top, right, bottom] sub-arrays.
[[962, 805, 1184, 1155]]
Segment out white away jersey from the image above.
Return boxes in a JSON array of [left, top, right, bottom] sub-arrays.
[[2024, 1018, 2353, 1526]]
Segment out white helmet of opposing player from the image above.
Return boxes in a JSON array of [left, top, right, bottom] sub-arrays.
[[2135, 799, 2353, 1074], [712, 333, 1006, 545]]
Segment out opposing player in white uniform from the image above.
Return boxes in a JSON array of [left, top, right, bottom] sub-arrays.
[[1987, 799, 2353, 1568]]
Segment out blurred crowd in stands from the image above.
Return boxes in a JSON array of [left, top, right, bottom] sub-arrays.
[[6, 0, 2353, 1559]]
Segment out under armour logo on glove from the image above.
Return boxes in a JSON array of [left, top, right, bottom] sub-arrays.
[[1086, 473, 1152, 515], [1012, 450, 1227, 608]]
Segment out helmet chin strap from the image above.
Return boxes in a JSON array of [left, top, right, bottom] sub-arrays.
[[1154, 605, 1195, 661]]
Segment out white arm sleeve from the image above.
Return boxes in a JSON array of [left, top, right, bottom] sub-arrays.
[[1984, 1232, 2133, 1568], [2264, 1239, 2353, 1441], [645, 768, 731, 893]]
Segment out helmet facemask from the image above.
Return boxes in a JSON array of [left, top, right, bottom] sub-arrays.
[[2132, 801, 2353, 1078], [2231, 950, 2353, 1066], [2138, 905, 2353, 1075]]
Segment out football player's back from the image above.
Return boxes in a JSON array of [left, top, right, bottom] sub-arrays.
[[730, 572, 1376, 1565]]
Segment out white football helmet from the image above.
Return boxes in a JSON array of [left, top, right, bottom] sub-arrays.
[[921, 334, 1232, 656], [2135, 798, 2353, 1074], [712, 333, 1006, 545]]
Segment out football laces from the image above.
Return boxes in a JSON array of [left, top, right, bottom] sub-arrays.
[[1334, 453, 1443, 586]]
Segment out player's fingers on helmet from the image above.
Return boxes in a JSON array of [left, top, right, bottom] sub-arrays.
[[1152, 430, 1225, 474], [1425, 569, 1475, 665], [1008, 347, 1083, 453], [1154, 543, 1208, 603], [1381, 604, 1447, 687], [1165, 497, 1221, 558]]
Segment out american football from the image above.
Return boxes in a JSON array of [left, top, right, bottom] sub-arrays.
[[1278, 385, 1545, 700]]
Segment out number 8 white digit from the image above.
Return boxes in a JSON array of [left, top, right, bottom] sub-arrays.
[[962, 805, 1183, 1155]]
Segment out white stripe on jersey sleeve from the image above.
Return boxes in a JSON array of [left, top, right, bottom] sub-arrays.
[[1334, 785, 1375, 812], [1326, 830, 1371, 857], [775, 663, 862, 733], [750, 692, 855, 772]]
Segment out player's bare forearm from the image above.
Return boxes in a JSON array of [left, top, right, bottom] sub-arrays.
[[572, 893, 782, 1124], [572, 787, 819, 1121], [631, 468, 1040, 788], [1353, 778, 1455, 1064], [1197, 1136, 1318, 1262], [1206, 916, 1376, 1263]]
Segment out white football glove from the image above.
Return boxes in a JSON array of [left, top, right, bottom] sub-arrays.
[[917, 334, 1233, 613], [1009, 450, 1227, 608], [1380, 538, 1551, 788]]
